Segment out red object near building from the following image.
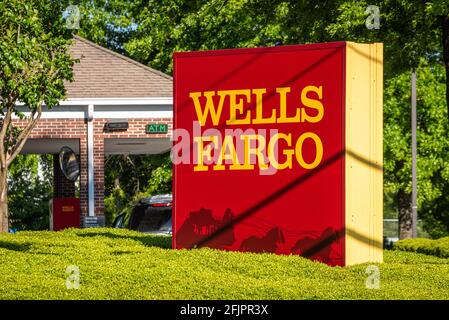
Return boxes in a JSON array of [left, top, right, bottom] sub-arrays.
[[50, 198, 80, 231], [173, 42, 383, 266]]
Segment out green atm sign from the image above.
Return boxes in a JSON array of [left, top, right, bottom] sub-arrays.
[[146, 123, 168, 134]]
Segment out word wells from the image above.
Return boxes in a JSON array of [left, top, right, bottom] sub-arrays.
[[188, 86, 326, 173]]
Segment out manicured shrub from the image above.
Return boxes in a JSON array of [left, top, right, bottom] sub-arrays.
[[394, 237, 449, 258], [0, 228, 448, 299]]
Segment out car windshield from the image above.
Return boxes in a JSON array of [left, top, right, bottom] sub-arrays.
[[129, 205, 172, 233]]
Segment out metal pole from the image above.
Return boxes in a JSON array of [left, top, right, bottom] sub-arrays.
[[411, 70, 418, 238]]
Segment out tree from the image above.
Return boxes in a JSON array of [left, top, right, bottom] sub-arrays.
[[77, 1, 447, 77], [120, 0, 449, 239], [74, 0, 134, 54], [304, 0, 449, 238], [8, 155, 53, 231], [384, 61, 449, 238], [76, 0, 449, 237], [104, 153, 172, 226], [0, 0, 75, 232]]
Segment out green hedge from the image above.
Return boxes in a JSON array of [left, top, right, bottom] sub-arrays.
[[394, 237, 449, 258], [1, 228, 449, 299]]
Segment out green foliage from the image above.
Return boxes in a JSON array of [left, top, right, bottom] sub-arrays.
[[0, 0, 76, 230], [384, 62, 449, 237], [324, 0, 442, 75], [104, 186, 127, 226], [394, 236, 449, 258], [75, 0, 134, 53], [147, 156, 172, 195], [0, 228, 449, 299], [104, 153, 171, 197], [104, 153, 172, 226], [0, 0, 75, 111], [8, 155, 53, 230], [75, 0, 449, 235], [77, 0, 447, 75]]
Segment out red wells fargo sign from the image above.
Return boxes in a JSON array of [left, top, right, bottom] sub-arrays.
[[173, 42, 383, 266]]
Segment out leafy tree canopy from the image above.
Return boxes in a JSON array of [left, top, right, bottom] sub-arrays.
[[77, 0, 447, 77], [0, 0, 76, 232]]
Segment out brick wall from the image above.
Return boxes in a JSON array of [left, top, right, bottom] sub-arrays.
[[53, 154, 76, 197], [13, 117, 172, 221], [14, 118, 90, 216], [93, 118, 172, 216]]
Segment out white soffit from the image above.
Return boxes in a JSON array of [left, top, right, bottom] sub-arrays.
[[12, 97, 173, 119], [104, 138, 171, 155], [94, 105, 172, 119], [59, 97, 173, 106], [21, 139, 80, 154]]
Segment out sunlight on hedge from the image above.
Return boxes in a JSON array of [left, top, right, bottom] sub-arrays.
[[0, 228, 448, 299], [394, 237, 449, 258]]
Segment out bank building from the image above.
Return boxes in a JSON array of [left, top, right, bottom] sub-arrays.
[[15, 36, 173, 228]]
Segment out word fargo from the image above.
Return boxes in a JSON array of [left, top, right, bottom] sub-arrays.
[[173, 42, 383, 266]]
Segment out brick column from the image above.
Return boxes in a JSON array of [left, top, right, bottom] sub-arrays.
[[53, 154, 75, 197], [94, 137, 105, 226], [79, 136, 88, 218], [81, 112, 105, 228]]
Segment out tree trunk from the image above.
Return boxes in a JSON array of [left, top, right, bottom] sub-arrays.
[[442, 15, 449, 118], [398, 189, 413, 239], [0, 168, 8, 233]]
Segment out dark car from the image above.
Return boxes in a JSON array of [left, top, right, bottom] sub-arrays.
[[113, 194, 172, 235]]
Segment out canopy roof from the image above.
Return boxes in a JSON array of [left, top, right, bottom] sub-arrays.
[[65, 36, 172, 99]]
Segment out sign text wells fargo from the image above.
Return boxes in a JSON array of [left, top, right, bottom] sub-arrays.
[[173, 42, 383, 266]]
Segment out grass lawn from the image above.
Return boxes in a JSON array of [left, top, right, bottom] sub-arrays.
[[0, 228, 448, 299]]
